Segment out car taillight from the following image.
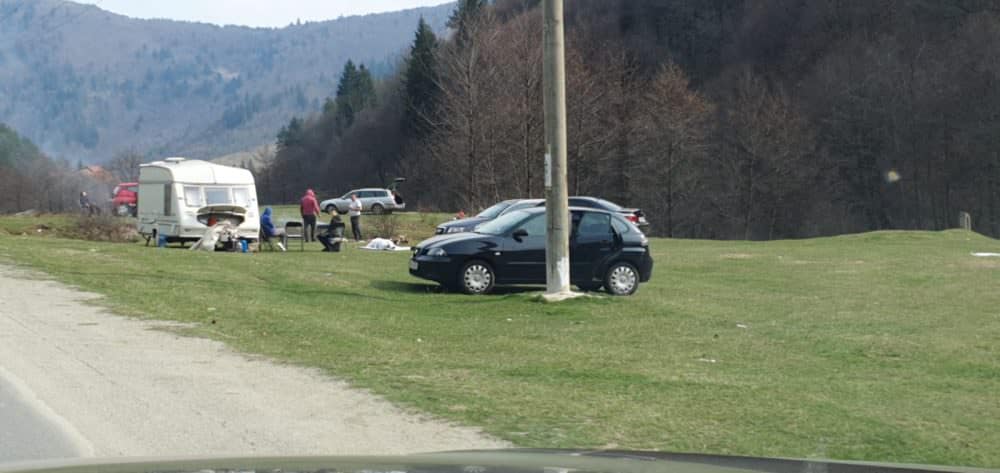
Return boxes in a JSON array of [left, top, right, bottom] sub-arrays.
[[626, 215, 639, 223]]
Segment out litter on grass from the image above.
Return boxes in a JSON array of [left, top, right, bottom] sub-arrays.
[[361, 238, 411, 252], [971, 252, 1000, 257]]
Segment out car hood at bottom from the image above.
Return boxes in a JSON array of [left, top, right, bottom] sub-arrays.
[[1, 449, 994, 473]]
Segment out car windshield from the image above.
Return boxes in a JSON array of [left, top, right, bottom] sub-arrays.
[[475, 210, 532, 235], [500, 201, 541, 215], [597, 198, 622, 211], [476, 201, 514, 219]]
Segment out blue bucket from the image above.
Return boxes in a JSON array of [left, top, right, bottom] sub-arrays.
[[157, 235, 167, 248]]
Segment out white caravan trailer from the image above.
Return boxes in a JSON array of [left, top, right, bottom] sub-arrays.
[[137, 158, 260, 245]]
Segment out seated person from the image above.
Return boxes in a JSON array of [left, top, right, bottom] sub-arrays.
[[318, 209, 346, 252], [260, 207, 286, 251]]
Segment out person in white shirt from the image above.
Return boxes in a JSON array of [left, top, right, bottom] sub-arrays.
[[348, 193, 363, 241]]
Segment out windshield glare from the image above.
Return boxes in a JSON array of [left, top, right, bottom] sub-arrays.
[[476, 210, 532, 235], [476, 201, 514, 219]]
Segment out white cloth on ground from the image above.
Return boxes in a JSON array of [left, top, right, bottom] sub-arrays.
[[361, 238, 411, 252]]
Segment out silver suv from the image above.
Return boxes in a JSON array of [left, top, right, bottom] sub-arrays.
[[320, 188, 404, 214]]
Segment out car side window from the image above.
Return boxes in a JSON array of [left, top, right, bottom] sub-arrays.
[[578, 212, 612, 238], [611, 216, 632, 235], [518, 215, 547, 236], [569, 198, 594, 208]]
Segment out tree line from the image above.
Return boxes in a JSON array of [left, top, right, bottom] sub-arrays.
[[0, 123, 94, 213], [260, 0, 1000, 239]]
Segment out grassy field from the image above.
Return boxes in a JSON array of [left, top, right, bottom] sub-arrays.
[[0, 212, 998, 468]]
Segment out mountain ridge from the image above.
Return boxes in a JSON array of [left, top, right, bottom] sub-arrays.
[[0, 0, 454, 162]]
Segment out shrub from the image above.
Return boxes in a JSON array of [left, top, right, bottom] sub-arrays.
[[368, 213, 401, 239], [65, 215, 140, 243]]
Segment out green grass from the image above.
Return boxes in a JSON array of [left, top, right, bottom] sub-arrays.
[[0, 214, 998, 468]]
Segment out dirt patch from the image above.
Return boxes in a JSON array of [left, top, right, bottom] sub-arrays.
[[966, 259, 1000, 269]]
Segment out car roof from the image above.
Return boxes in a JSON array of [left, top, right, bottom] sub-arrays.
[[512, 206, 617, 216], [338, 188, 388, 194]]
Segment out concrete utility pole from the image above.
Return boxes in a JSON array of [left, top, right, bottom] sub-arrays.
[[542, 0, 574, 299]]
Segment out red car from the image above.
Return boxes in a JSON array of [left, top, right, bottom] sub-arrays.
[[111, 182, 138, 216]]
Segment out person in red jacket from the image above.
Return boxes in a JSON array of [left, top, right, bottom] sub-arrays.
[[300, 189, 321, 242]]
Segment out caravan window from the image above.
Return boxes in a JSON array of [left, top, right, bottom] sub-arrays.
[[205, 187, 231, 205], [232, 187, 250, 207], [164, 185, 172, 216], [184, 187, 204, 207]]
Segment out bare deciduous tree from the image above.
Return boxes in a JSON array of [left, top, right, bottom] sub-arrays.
[[106, 149, 144, 182], [633, 62, 715, 237]]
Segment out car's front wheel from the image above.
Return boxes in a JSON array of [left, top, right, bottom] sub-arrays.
[[604, 261, 639, 296], [459, 260, 495, 295]]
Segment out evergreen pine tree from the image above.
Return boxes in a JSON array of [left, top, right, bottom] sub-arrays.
[[403, 17, 439, 139], [333, 60, 377, 132], [447, 0, 486, 46]]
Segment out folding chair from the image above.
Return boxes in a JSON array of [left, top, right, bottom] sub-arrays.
[[259, 228, 283, 252], [282, 221, 305, 251]]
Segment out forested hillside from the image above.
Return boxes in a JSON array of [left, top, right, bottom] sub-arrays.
[[0, 122, 87, 213], [265, 0, 1000, 239], [0, 0, 452, 162]]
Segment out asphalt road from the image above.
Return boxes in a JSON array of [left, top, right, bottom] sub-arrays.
[[0, 373, 86, 463]]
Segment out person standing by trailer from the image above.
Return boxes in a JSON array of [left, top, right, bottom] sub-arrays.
[[300, 189, 321, 242], [349, 193, 363, 241]]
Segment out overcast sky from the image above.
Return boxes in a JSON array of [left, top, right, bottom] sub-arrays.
[[72, 1, 455, 28]]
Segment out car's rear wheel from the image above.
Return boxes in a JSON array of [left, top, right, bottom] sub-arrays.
[[371, 203, 385, 215], [604, 261, 639, 296], [460, 260, 495, 295], [325, 204, 336, 213]]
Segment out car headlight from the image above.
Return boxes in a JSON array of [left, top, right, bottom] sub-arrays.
[[427, 247, 448, 257], [446, 226, 465, 233]]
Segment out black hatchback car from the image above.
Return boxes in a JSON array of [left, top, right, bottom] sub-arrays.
[[410, 207, 653, 295]]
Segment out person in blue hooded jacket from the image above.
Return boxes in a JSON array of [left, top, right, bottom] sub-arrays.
[[260, 207, 285, 251]]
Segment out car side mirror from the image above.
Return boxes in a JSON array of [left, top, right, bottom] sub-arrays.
[[512, 228, 528, 241]]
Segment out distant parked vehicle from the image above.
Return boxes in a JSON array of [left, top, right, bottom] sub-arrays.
[[320, 179, 406, 215], [436, 196, 647, 235], [412, 207, 653, 295], [526, 197, 648, 228], [435, 199, 542, 234], [563, 197, 649, 228], [111, 182, 138, 216]]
